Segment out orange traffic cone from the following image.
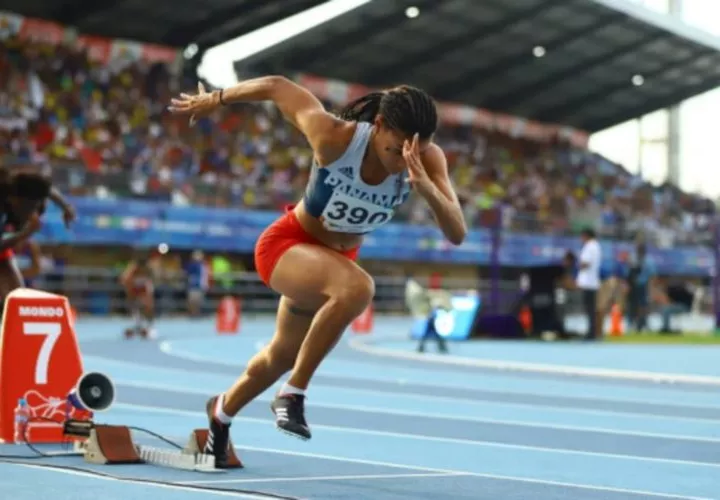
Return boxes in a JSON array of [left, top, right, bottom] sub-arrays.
[[519, 305, 532, 334], [351, 304, 374, 334], [216, 296, 241, 334], [609, 304, 623, 336]]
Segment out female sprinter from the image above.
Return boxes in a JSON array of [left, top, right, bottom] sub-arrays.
[[0, 170, 75, 305], [169, 77, 466, 467]]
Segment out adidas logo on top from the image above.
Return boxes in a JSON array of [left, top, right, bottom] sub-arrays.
[[338, 166, 354, 178]]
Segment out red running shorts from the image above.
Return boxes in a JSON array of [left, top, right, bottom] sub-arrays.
[[254, 206, 360, 287]]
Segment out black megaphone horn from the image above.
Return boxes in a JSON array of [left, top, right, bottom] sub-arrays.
[[67, 372, 115, 412]]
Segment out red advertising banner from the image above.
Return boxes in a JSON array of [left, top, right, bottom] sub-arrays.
[[296, 73, 589, 148], [0, 10, 179, 66]]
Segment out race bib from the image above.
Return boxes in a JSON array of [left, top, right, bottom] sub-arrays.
[[320, 191, 394, 234]]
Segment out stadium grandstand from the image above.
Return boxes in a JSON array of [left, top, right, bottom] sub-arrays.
[[2, 1, 720, 498]]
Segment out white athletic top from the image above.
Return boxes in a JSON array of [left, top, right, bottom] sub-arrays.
[[302, 122, 411, 234]]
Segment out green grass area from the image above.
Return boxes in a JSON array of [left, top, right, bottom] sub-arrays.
[[605, 332, 720, 344]]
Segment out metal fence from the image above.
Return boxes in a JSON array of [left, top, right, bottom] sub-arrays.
[[35, 266, 513, 317], [25, 264, 716, 330]]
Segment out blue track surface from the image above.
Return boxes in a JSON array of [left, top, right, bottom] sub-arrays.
[[2, 316, 720, 499]]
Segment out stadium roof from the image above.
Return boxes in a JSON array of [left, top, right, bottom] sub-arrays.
[[236, 0, 720, 132], [3, 0, 326, 49]]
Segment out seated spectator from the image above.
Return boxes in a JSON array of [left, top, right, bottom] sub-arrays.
[[651, 278, 694, 334], [1, 34, 714, 246]]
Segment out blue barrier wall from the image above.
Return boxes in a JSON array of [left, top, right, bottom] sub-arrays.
[[35, 197, 713, 275]]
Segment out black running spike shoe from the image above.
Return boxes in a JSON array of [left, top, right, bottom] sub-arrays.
[[270, 393, 311, 440], [204, 396, 231, 468]]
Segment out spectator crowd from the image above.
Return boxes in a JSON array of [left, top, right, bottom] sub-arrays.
[[1, 35, 715, 247]]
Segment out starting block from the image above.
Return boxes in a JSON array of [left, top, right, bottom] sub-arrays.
[[185, 428, 243, 468], [77, 425, 224, 472], [137, 445, 219, 473], [80, 425, 142, 465]]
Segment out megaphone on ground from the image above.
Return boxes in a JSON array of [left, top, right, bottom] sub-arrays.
[[67, 372, 115, 412]]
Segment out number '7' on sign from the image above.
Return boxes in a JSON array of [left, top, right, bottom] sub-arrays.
[[0, 290, 85, 444], [23, 322, 62, 385]]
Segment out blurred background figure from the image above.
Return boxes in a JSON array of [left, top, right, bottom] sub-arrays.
[[624, 242, 656, 333], [120, 251, 156, 339], [651, 277, 695, 334], [576, 228, 601, 340], [185, 250, 209, 317], [405, 276, 452, 353], [561, 251, 578, 290], [211, 253, 234, 291]]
